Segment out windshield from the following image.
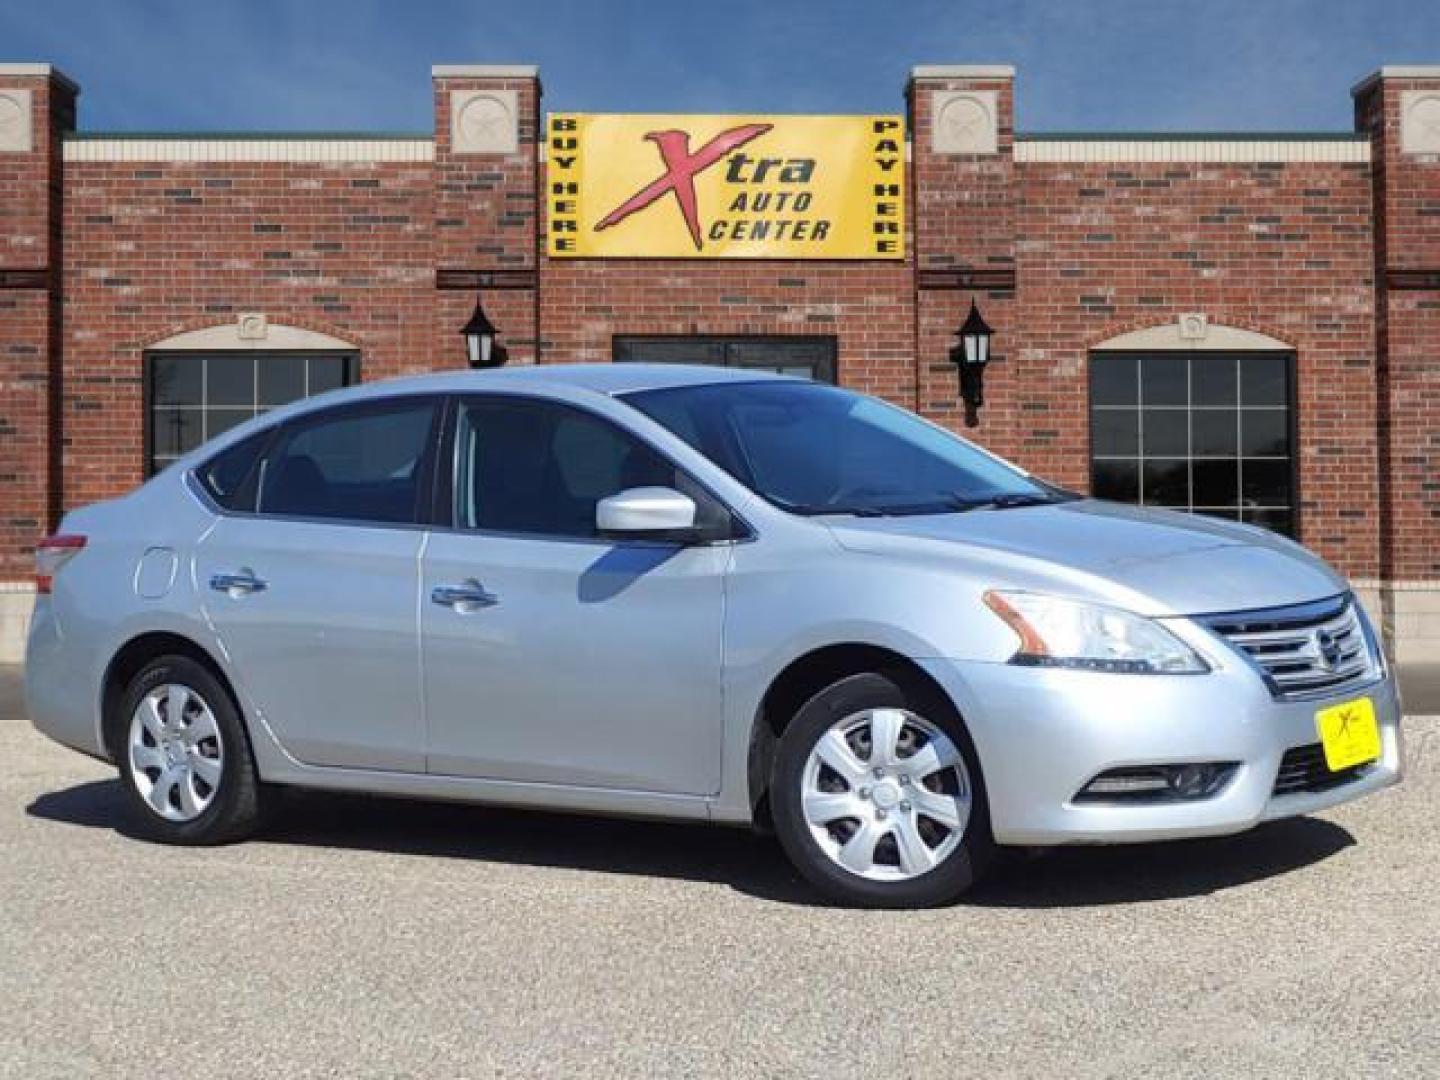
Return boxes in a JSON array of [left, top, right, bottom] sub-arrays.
[[623, 380, 1064, 517]]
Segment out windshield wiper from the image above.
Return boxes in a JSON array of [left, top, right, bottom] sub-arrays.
[[943, 492, 1061, 513], [772, 499, 889, 518], [773, 491, 1067, 519]]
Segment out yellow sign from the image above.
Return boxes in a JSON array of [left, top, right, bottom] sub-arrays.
[[1315, 696, 1382, 772], [547, 113, 905, 259]]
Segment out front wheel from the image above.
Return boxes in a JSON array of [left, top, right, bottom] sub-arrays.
[[770, 672, 994, 908], [114, 655, 266, 845]]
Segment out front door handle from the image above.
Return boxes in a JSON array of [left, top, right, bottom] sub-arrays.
[[210, 569, 267, 597], [431, 579, 499, 612]]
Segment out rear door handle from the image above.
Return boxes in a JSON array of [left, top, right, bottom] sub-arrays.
[[431, 579, 499, 612], [210, 569, 267, 596]]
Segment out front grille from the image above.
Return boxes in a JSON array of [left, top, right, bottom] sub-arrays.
[[1273, 742, 1370, 796], [1200, 593, 1378, 700]]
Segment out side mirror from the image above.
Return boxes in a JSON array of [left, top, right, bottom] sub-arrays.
[[596, 487, 698, 540]]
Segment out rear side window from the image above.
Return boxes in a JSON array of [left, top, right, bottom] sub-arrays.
[[258, 399, 438, 524], [198, 428, 273, 511]]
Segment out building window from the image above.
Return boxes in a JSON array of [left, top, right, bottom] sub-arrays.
[[1089, 351, 1296, 536], [145, 352, 358, 476], [613, 336, 837, 383]]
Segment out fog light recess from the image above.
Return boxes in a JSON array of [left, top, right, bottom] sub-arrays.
[[1075, 762, 1238, 803]]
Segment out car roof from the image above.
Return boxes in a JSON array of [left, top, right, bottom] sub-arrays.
[[179, 362, 812, 469], [345, 362, 801, 399]]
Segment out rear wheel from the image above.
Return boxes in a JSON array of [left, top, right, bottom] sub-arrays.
[[771, 672, 993, 908], [114, 655, 266, 844]]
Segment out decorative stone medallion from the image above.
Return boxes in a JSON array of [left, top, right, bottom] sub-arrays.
[[932, 90, 998, 155], [1400, 91, 1440, 155], [451, 89, 519, 155], [0, 89, 33, 153], [237, 312, 268, 341], [1178, 313, 1209, 341]]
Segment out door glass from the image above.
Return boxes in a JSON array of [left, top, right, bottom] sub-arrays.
[[454, 398, 724, 538], [258, 399, 437, 523]]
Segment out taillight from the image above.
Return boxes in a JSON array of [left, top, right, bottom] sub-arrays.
[[36, 534, 86, 594]]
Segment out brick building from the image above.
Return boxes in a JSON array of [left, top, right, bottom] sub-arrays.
[[0, 61, 1436, 662]]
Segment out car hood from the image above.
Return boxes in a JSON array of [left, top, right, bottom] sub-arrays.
[[824, 499, 1348, 616]]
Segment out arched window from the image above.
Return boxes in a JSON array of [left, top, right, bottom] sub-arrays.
[[143, 324, 359, 475], [1088, 324, 1296, 536]]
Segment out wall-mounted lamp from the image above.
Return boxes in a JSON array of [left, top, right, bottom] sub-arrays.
[[948, 299, 994, 427], [461, 294, 507, 369]]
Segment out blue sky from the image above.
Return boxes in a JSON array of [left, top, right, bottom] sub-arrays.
[[3, 0, 1437, 133]]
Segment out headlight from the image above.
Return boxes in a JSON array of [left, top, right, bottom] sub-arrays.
[[983, 590, 1209, 674]]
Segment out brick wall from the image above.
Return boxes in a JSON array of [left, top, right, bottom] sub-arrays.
[[1355, 71, 1440, 661], [60, 156, 439, 505], [0, 69, 73, 579], [537, 259, 916, 402], [1356, 73, 1440, 583], [906, 72, 1380, 578], [1011, 157, 1378, 575], [432, 71, 540, 365], [910, 71, 1021, 472], [0, 60, 1435, 624]]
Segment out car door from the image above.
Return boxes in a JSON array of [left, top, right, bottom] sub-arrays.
[[195, 395, 441, 772], [420, 393, 732, 795]]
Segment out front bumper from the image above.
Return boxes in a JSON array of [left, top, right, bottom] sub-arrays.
[[920, 653, 1403, 846]]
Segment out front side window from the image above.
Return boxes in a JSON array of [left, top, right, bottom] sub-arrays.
[[453, 397, 727, 539], [257, 399, 438, 524], [146, 352, 356, 476], [1089, 352, 1295, 535], [625, 380, 1057, 517]]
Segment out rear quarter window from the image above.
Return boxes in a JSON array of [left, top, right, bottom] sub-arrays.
[[197, 428, 274, 511]]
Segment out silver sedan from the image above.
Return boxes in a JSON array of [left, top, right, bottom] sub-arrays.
[[26, 364, 1402, 907]]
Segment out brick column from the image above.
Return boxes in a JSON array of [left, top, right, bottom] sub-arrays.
[[907, 66, 1022, 454], [0, 64, 76, 659], [430, 65, 541, 367], [1354, 66, 1440, 664]]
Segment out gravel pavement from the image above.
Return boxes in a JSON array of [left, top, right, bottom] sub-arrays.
[[3, 666, 1437, 1078]]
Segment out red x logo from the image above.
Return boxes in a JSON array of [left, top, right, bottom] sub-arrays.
[[1335, 708, 1355, 737], [595, 123, 773, 251]]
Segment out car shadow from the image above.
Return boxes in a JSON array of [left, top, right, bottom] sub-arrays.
[[27, 779, 1355, 909]]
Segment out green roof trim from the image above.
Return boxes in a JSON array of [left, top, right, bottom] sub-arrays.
[[1018, 131, 1369, 142], [66, 130, 432, 141]]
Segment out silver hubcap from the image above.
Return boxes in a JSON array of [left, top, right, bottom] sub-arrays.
[[802, 708, 971, 882], [127, 683, 224, 822]]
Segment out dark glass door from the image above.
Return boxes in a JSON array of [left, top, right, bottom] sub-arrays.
[[613, 336, 837, 383]]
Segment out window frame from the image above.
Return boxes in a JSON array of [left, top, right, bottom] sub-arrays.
[[143, 350, 360, 478], [1086, 349, 1301, 539], [431, 392, 752, 545], [612, 334, 838, 384]]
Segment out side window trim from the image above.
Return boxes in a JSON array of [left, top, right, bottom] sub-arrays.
[[440, 391, 752, 544]]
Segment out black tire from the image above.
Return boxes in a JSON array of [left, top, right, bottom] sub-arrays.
[[770, 671, 994, 908], [112, 654, 266, 845]]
